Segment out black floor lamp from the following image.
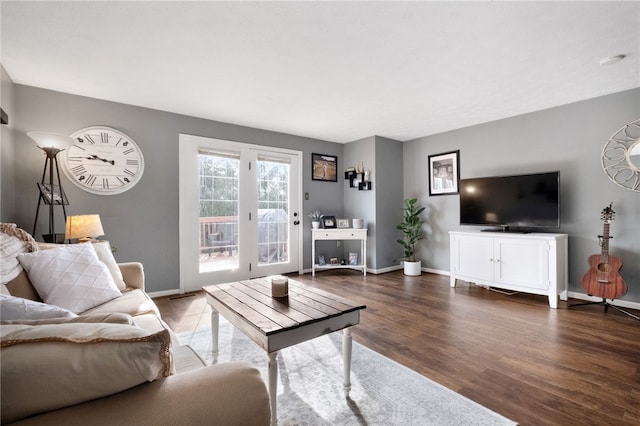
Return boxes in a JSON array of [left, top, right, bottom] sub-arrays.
[[27, 132, 73, 243]]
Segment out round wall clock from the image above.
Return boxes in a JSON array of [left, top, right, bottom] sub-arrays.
[[61, 126, 145, 195], [601, 119, 640, 192]]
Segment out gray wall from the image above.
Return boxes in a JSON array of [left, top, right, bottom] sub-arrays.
[[5, 83, 344, 293], [343, 136, 376, 267], [341, 135, 403, 270], [1, 66, 16, 221], [374, 136, 403, 269], [404, 88, 640, 302]]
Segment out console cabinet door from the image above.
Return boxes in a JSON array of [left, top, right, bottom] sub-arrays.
[[494, 238, 549, 290], [453, 235, 494, 281]]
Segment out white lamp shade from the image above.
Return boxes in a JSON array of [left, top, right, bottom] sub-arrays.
[[27, 132, 73, 150], [65, 215, 105, 241]]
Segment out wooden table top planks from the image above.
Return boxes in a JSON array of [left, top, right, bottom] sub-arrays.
[[203, 277, 366, 352]]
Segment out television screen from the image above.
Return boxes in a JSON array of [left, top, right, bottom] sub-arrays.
[[459, 171, 560, 230]]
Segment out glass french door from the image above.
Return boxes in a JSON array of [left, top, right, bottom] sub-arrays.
[[179, 135, 301, 292]]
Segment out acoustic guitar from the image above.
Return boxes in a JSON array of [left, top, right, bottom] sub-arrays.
[[580, 203, 627, 300]]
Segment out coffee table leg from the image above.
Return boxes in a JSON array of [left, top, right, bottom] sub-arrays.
[[269, 351, 278, 425], [343, 327, 353, 396], [211, 310, 219, 362]]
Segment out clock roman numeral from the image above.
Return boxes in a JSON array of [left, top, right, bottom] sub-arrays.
[[67, 156, 84, 162], [126, 159, 138, 166], [123, 148, 135, 155], [73, 144, 86, 151], [103, 178, 109, 189], [71, 165, 87, 175], [124, 169, 136, 177], [115, 137, 124, 147], [85, 134, 96, 144], [86, 175, 97, 186], [101, 132, 109, 144]]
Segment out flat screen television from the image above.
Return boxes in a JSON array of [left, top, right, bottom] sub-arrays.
[[459, 171, 560, 232]]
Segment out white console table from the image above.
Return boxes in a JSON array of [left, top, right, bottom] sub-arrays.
[[449, 231, 568, 308], [312, 228, 367, 276]]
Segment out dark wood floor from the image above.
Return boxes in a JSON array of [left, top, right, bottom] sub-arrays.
[[155, 270, 640, 426]]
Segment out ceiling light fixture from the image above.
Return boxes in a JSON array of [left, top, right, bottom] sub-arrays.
[[599, 54, 626, 66]]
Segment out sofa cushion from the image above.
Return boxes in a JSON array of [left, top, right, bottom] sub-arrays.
[[171, 344, 207, 373], [0, 294, 77, 321], [1, 312, 134, 326], [83, 288, 160, 317], [4, 270, 42, 301], [132, 313, 179, 347], [17, 243, 122, 314], [91, 240, 127, 290], [0, 322, 172, 424]]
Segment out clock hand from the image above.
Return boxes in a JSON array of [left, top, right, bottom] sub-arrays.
[[86, 155, 115, 165]]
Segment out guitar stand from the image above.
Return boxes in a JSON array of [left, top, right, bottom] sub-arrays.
[[569, 299, 640, 321]]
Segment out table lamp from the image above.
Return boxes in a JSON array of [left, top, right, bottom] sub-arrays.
[[65, 214, 105, 242]]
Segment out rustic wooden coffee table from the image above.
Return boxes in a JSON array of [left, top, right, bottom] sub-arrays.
[[203, 277, 366, 426]]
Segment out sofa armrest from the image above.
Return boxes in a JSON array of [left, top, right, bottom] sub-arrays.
[[8, 362, 271, 426], [118, 262, 145, 291]]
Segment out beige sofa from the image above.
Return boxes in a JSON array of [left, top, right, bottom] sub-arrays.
[[1, 224, 270, 425]]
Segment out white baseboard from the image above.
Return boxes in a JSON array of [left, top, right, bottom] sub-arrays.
[[370, 265, 403, 274], [147, 289, 181, 298], [423, 267, 449, 276]]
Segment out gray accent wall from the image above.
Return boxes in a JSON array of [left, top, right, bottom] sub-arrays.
[[403, 88, 640, 302], [373, 136, 403, 269], [343, 136, 376, 267], [1, 66, 16, 221], [342, 135, 403, 270], [5, 82, 344, 293]]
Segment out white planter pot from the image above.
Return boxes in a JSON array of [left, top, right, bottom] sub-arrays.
[[403, 260, 422, 276], [311, 221, 320, 229]]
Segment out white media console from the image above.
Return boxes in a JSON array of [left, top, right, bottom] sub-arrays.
[[449, 231, 568, 308]]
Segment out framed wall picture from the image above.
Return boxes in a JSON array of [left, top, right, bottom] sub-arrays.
[[312, 153, 338, 182], [428, 150, 460, 196], [321, 215, 336, 228], [337, 218, 350, 228]]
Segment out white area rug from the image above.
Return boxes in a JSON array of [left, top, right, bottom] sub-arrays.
[[178, 318, 517, 426]]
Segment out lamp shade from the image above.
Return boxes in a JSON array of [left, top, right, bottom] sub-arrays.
[[27, 132, 73, 150], [65, 215, 105, 242]]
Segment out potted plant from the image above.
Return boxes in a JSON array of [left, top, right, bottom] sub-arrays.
[[309, 209, 321, 229], [396, 198, 425, 276]]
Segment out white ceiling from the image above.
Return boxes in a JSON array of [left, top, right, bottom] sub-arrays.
[[2, 1, 639, 143]]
